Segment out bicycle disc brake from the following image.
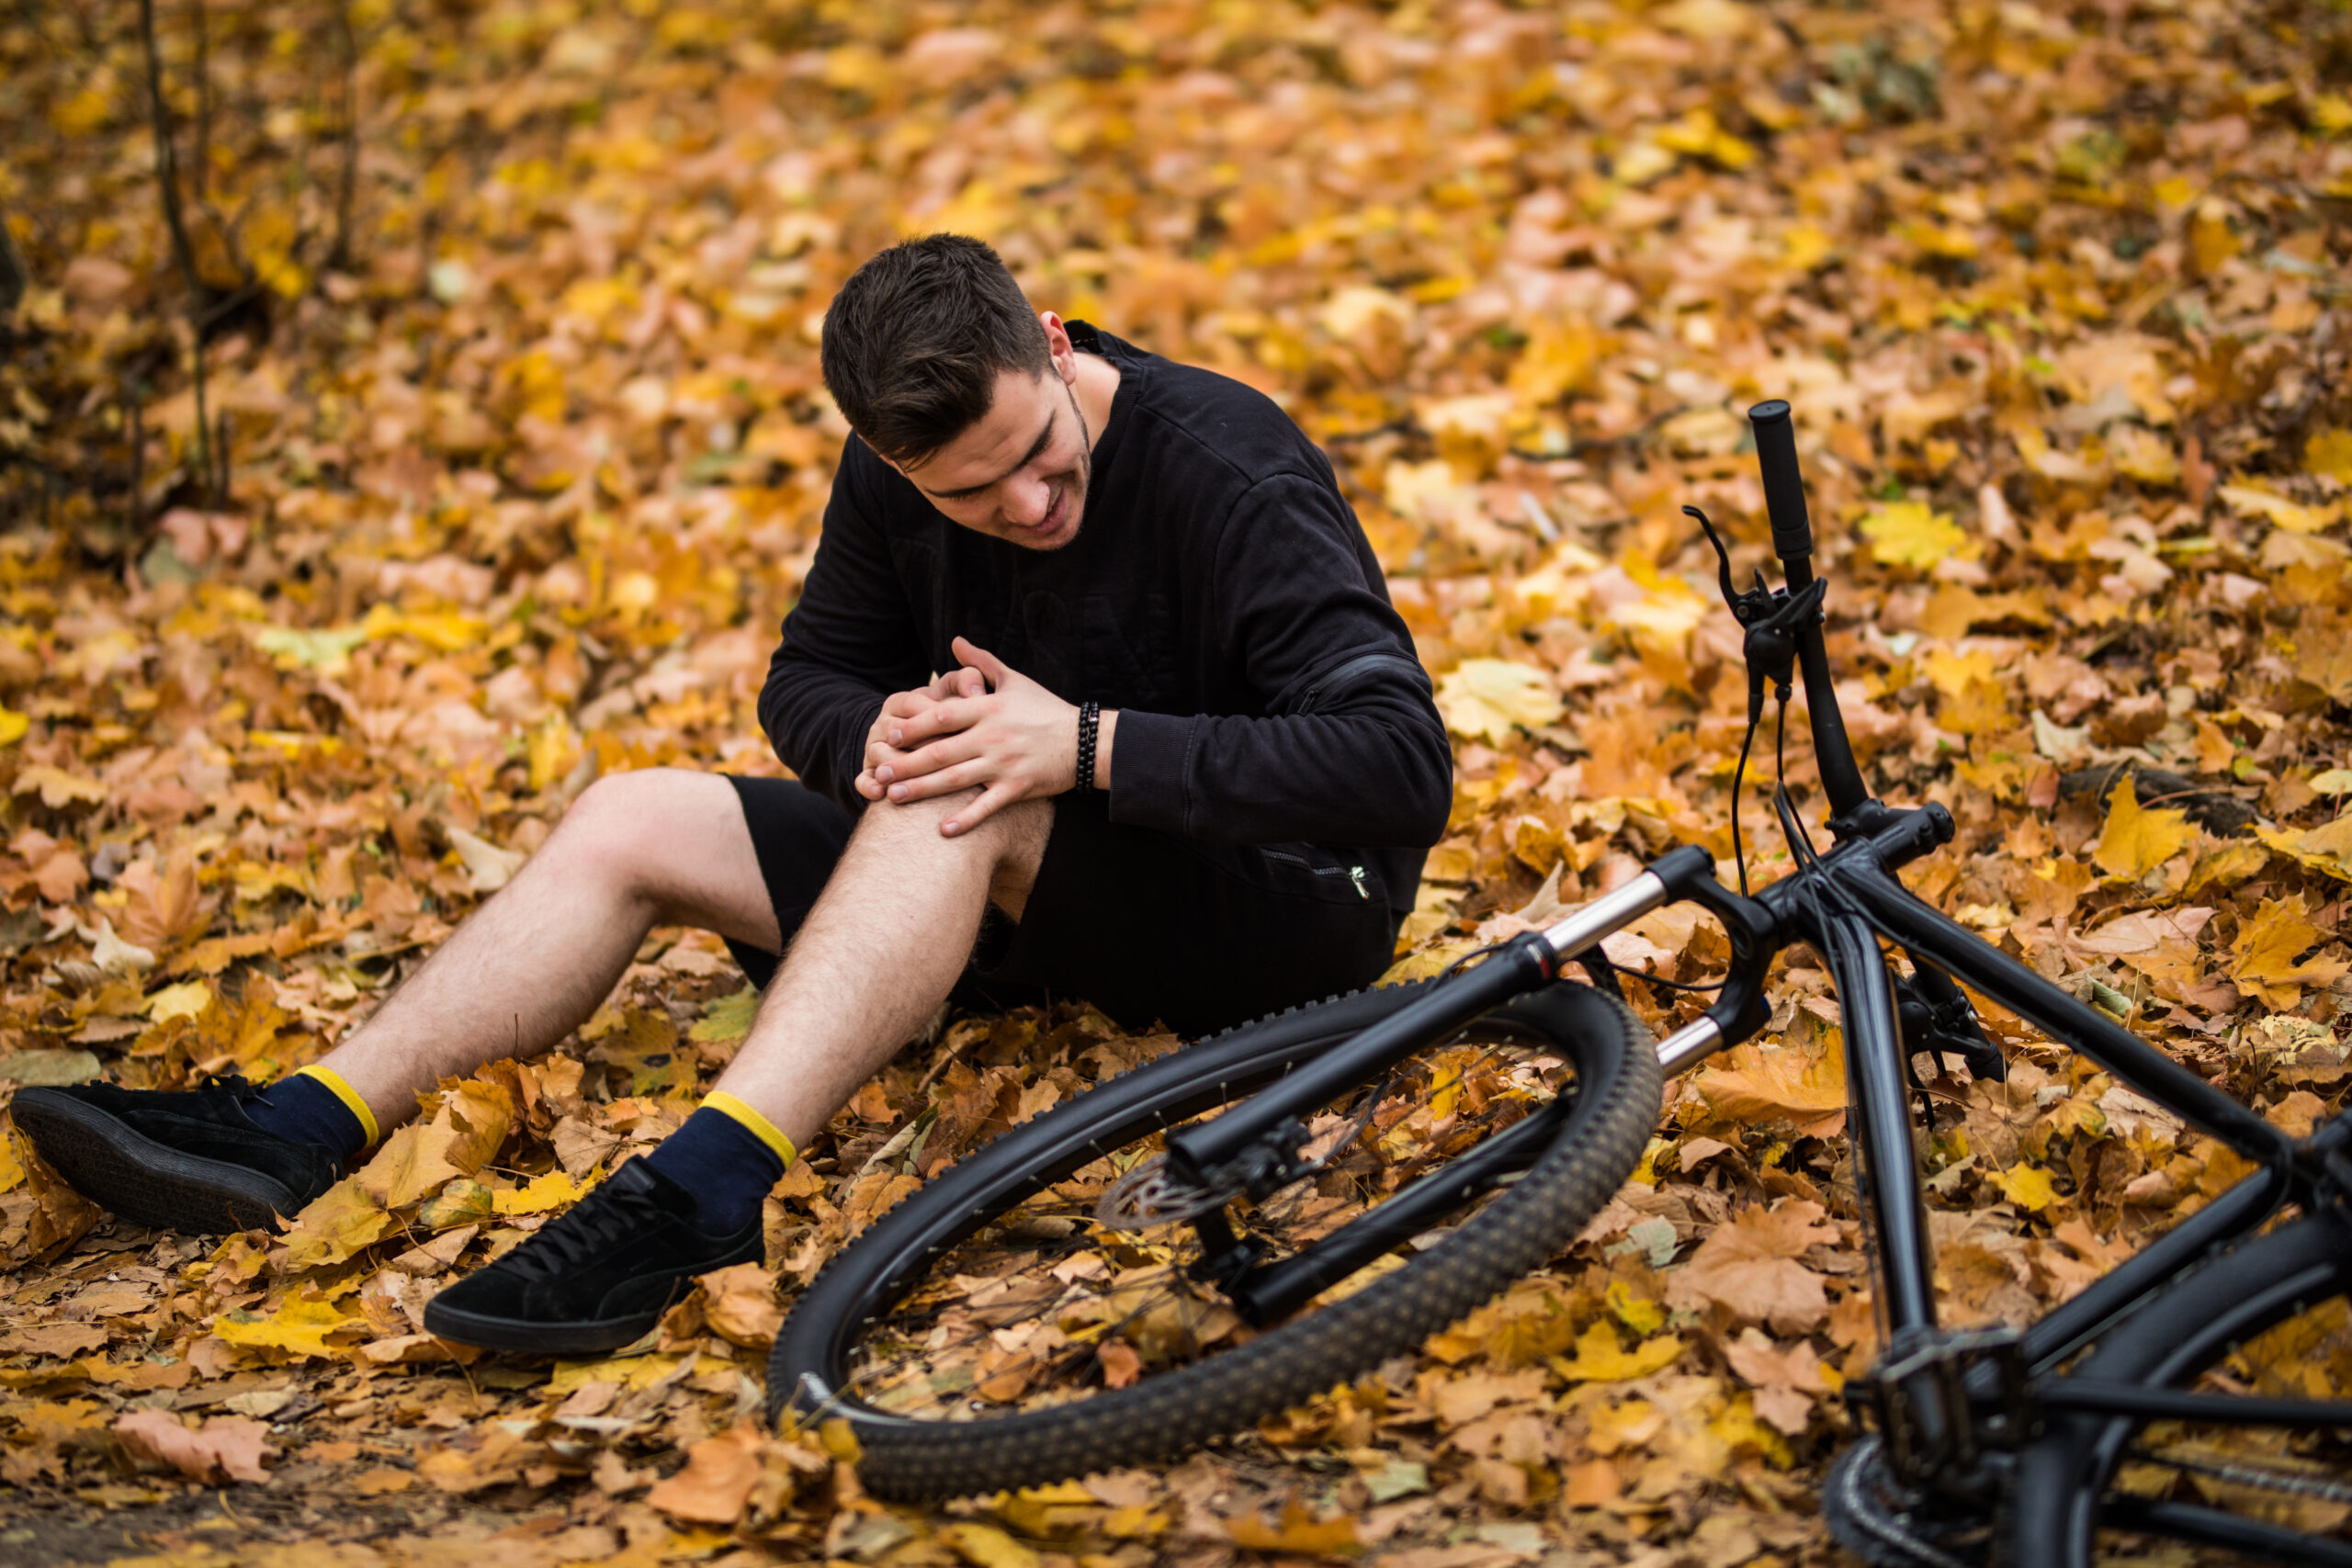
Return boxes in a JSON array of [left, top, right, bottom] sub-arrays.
[[1096, 1156, 1241, 1229]]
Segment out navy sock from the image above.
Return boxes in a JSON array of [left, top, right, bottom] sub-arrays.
[[246, 1073, 369, 1164], [643, 1107, 786, 1236]]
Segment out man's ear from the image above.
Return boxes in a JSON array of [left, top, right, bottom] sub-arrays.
[[1038, 311, 1078, 384]]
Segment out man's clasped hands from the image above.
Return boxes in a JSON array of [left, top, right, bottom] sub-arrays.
[[857, 637, 1110, 836]]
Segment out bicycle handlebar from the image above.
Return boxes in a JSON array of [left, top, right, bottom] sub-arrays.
[[1747, 400, 1813, 567]]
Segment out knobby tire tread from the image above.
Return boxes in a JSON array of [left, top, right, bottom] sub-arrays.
[[1997, 1208, 2352, 1568], [767, 977, 1661, 1501]]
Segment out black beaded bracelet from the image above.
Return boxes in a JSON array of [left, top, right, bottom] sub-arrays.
[[1076, 701, 1101, 793]]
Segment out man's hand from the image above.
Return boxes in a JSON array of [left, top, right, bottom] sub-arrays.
[[854, 666, 988, 804], [864, 637, 1104, 835]]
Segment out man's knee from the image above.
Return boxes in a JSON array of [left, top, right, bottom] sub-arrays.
[[555, 769, 737, 894], [856, 791, 1050, 873]]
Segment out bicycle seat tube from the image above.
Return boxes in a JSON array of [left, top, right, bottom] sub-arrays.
[[1747, 400, 1871, 827]]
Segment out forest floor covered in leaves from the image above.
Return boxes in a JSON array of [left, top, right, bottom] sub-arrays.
[[3, 0, 2351, 1562]]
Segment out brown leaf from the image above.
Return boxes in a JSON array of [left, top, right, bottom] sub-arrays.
[[114, 1409, 272, 1483], [1664, 1201, 1838, 1332], [646, 1421, 766, 1524]]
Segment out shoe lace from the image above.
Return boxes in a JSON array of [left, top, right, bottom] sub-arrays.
[[498, 1176, 670, 1286]]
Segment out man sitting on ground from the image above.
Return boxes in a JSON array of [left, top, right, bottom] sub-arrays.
[[14, 234, 1451, 1354]]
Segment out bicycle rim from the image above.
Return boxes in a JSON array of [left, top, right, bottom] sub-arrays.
[[766, 978, 1660, 1500], [2002, 1212, 2352, 1566]]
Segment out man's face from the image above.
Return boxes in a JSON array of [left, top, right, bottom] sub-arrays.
[[890, 361, 1091, 551]]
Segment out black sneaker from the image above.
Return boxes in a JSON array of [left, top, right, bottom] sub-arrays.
[[422, 1158, 762, 1355], [8, 1077, 342, 1235]]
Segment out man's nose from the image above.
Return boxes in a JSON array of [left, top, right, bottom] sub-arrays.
[[1001, 474, 1053, 526]]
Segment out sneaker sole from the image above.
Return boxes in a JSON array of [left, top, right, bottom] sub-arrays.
[[422, 1298, 671, 1357], [8, 1089, 307, 1235]]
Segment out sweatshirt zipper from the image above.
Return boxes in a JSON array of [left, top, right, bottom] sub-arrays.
[[1265, 850, 1372, 898]]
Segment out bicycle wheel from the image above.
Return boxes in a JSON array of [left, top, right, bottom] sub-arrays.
[[766, 976, 1660, 1501], [2001, 1209, 2352, 1566]]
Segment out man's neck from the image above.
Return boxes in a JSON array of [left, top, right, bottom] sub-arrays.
[[1072, 350, 1121, 453]]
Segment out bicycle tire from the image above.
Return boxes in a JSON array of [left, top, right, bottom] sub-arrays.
[[766, 976, 1661, 1501], [2000, 1209, 2352, 1567]]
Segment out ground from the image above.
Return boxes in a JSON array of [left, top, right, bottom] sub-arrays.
[[1, 0, 2349, 1563]]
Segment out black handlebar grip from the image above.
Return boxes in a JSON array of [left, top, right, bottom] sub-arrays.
[[1747, 399, 1813, 563]]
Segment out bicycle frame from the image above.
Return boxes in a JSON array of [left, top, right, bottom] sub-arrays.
[[1163, 399, 2351, 1495]]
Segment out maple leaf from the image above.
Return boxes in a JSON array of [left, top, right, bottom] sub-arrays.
[[1664, 1201, 1838, 1333], [280, 1177, 393, 1269], [697, 1261, 784, 1348], [114, 1409, 272, 1483], [647, 1421, 767, 1524], [356, 1122, 465, 1211], [2309, 426, 2352, 485], [689, 986, 762, 1043], [1227, 1500, 1363, 1558], [1435, 660, 1561, 742], [2255, 815, 2352, 883], [2092, 775, 2195, 881], [1859, 501, 1971, 571], [1690, 1034, 1847, 1135], [1721, 1327, 1826, 1436], [2229, 896, 2351, 1009], [492, 1168, 590, 1214], [1992, 1165, 2059, 1211], [1548, 1320, 1685, 1382], [211, 1294, 363, 1359]]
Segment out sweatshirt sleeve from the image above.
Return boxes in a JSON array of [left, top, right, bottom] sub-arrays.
[[757, 452, 932, 817], [1108, 473, 1451, 849]]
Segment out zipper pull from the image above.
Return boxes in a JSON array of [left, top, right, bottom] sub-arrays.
[[1348, 865, 1368, 899]]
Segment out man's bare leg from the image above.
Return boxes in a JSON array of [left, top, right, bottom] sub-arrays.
[[712, 789, 1051, 1150], [320, 769, 785, 1134]]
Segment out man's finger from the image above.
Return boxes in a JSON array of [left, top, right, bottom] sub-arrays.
[[875, 734, 981, 784], [952, 636, 1014, 691], [887, 761, 987, 803], [889, 696, 985, 748], [943, 782, 1017, 837]]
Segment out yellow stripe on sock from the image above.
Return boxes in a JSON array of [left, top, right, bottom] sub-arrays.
[[295, 1066, 380, 1148], [703, 1090, 797, 1168]]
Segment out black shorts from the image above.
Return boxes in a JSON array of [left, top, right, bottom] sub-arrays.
[[721, 777, 1399, 1038]]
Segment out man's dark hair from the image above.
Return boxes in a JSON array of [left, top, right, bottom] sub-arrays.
[[820, 234, 1052, 467]]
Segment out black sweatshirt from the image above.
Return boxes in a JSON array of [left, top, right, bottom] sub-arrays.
[[756, 322, 1450, 922]]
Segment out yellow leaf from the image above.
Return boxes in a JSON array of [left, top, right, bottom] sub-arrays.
[[0, 706, 27, 747], [2308, 427, 2352, 485], [1992, 1165, 2059, 1211], [2229, 896, 2351, 1008], [2217, 483, 2342, 536], [1606, 1280, 1666, 1336], [1227, 1500, 1363, 1557], [1691, 1034, 1848, 1129], [493, 1168, 589, 1215], [356, 1122, 466, 1211], [1436, 659, 1561, 742], [943, 1523, 1041, 1568], [1859, 501, 1972, 571], [251, 625, 368, 675], [144, 980, 213, 1022], [211, 1294, 362, 1359], [2092, 776, 2195, 881], [2255, 815, 2352, 883], [279, 1177, 393, 1269], [1549, 1319, 1685, 1382]]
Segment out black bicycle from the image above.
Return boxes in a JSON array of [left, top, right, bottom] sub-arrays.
[[767, 400, 2352, 1565]]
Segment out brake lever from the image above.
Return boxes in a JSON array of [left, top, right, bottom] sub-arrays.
[[1684, 503, 1825, 726]]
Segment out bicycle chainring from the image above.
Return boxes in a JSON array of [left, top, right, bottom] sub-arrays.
[[1822, 1436, 1993, 1568]]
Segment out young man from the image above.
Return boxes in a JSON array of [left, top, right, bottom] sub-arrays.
[[14, 235, 1451, 1354]]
